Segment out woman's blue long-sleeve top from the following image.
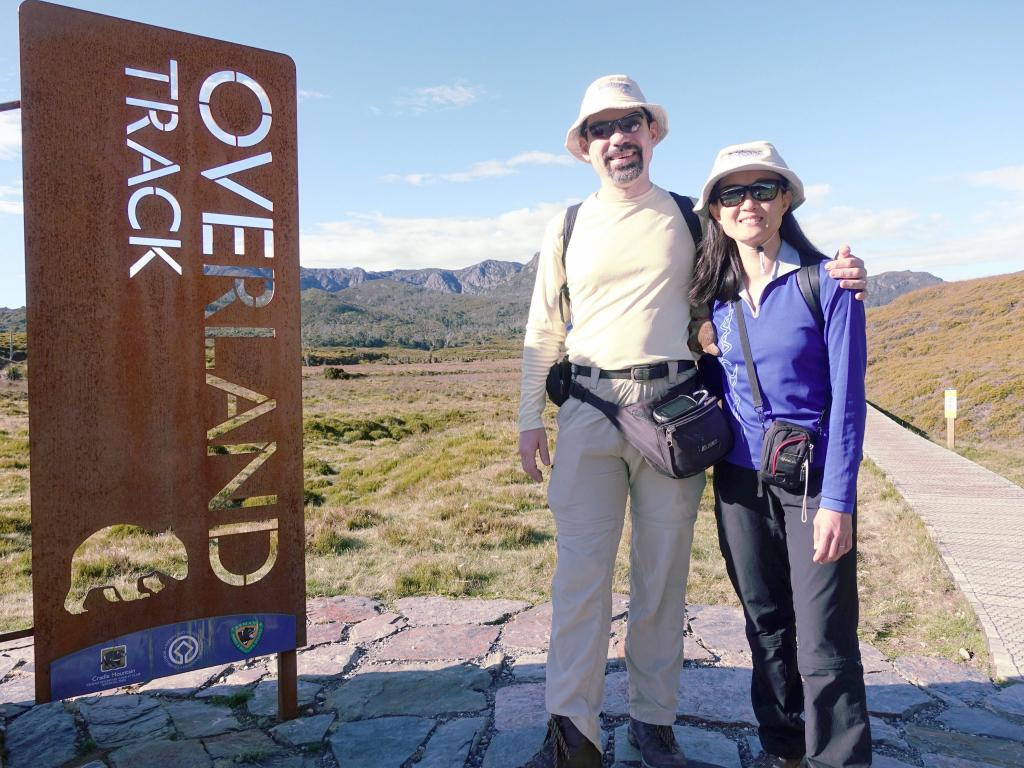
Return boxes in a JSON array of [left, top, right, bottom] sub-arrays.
[[711, 241, 867, 513]]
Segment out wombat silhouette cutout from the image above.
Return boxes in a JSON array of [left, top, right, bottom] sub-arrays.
[[63, 525, 188, 615]]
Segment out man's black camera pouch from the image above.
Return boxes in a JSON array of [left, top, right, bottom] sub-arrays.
[[545, 356, 572, 406]]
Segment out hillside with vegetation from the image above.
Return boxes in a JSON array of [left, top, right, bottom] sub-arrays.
[[865, 271, 1023, 485]]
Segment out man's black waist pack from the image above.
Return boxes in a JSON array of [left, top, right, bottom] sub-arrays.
[[545, 355, 573, 406], [568, 376, 733, 479]]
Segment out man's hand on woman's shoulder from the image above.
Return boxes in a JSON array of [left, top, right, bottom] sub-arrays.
[[824, 245, 868, 300]]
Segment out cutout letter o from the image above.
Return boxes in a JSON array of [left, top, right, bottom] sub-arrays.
[[199, 70, 273, 148]]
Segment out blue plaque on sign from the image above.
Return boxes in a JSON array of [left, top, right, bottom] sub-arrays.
[[50, 613, 296, 700]]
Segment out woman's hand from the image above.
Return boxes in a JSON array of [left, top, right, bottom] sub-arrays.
[[812, 507, 853, 564]]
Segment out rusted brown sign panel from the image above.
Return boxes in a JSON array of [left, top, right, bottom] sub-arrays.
[[20, 0, 305, 703]]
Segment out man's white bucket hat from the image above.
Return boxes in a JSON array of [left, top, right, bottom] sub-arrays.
[[693, 140, 805, 216], [565, 75, 669, 163]]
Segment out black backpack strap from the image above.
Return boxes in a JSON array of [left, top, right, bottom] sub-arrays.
[[669, 192, 703, 248], [558, 203, 582, 323], [796, 257, 824, 331], [732, 299, 765, 422], [794, 256, 829, 431]]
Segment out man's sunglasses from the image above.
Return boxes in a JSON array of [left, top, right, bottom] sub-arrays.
[[585, 111, 647, 140], [716, 179, 786, 207]]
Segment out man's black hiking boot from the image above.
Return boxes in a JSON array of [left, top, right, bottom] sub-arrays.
[[626, 717, 687, 768], [523, 714, 602, 768]]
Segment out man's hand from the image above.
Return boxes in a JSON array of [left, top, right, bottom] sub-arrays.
[[519, 428, 551, 482], [812, 507, 853, 564], [688, 317, 720, 357], [824, 245, 868, 300], [698, 318, 720, 357]]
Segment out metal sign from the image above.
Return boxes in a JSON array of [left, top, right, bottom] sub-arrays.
[[19, 0, 305, 706], [944, 389, 958, 420]]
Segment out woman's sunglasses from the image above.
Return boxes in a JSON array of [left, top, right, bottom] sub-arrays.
[[716, 179, 786, 207], [585, 111, 647, 140]]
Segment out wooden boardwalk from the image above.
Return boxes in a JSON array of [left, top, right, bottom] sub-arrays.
[[863, 405, 1024, 680]]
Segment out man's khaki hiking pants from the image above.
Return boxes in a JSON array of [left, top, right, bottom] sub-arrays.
[[545, 371, 704, 751]]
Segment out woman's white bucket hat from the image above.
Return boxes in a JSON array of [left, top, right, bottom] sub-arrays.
[[693, 140, 805, 216], [564, 75, 669, 163]]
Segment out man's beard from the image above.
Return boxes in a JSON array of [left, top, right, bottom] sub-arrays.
[[604, 143, 644, 183]]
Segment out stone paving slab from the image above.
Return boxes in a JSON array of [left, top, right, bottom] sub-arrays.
[[137, 665, 224, 697], [501, 602, 553, 650], [494, 682, 546, 730], [346, 610, 406, 643], [481, 725, 548, 768], [418, 716, 486, 768], [613, 723, 741, 768], [327, 661, 490, 721], [5, 701, 78, 768], [921, 754, 1005, 768], [108, 737, 212, 768], [677, 666, 758, 725], [905, 724, 1024, 768], [892, 655, 997, 706], [166, 699, 244, 739], [329, 715, 435, 767], [269, 712, 335, 746], [373, 623, 499, 662], [863, 406, 1024, 679], [306, 595, 381, 624], [865, 669, 936, 716], [0, 673, 33, 716], [394, 595, 531, 625]]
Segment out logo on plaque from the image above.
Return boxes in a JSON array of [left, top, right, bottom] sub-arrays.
[[100, 645, 127, 672], [165, 634, 201, 667], [231, 619, 264, 654]]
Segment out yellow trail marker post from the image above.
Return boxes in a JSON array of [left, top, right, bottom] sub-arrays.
[[945, 389, 958, 449]]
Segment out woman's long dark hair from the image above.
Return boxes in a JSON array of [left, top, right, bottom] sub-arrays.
[[690, 207, 827, 306]]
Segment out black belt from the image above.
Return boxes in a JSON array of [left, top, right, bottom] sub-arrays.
[[571, 360, 694, 381]]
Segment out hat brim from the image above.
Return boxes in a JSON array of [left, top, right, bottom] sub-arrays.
[[564, 103, 669, 163], [693, 163, 805, 216]]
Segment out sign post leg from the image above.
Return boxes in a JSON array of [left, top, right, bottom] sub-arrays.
[[947, 417, 955, 449], [277, 650, 298, 720]]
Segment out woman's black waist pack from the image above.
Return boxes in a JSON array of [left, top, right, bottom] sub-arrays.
[[545, 354, 733, 479]]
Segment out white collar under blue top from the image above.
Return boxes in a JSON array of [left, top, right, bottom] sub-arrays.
[[739, 239, 802, 316]]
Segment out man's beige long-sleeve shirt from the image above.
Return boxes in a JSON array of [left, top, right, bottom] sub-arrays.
[[518, 185, 698, 432]]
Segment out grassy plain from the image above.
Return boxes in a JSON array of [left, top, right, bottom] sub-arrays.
[[0, 355, 991, 674], [865, 272, 1024, 487]]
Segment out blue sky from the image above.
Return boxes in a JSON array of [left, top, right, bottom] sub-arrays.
[[1, 0, 1022, 308]]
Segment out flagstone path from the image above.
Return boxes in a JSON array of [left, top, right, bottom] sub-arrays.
[[863, 405, 1024, 680], [1, 596, 1022, 767]]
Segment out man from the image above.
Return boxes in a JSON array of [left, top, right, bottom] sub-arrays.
[[518, 75, 866, 768]]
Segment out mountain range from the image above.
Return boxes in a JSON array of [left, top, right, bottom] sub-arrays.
[[2, 260, 943, 349]]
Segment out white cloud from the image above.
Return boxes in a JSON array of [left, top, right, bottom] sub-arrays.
[[0, 183, 21, 215], [394, 82, 484, 114], [801, 206, 927, 245], [802, 183, 831, 205], [966, 165, 1024, 192], [0, 111, 20, 160], [298, 89, 329, 102], [380, 151, 573, 186], [300, 201, 573, 271]]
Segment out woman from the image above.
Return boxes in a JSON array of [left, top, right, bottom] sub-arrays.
[[690, 141, 871, 768]]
